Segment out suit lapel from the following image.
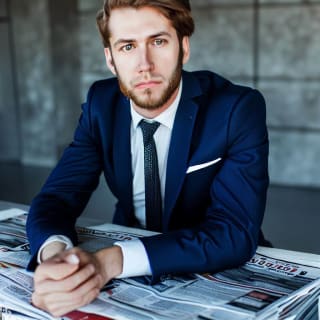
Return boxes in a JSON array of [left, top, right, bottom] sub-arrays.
[[163, 71, 202, 229], [113, 95, 134, 221]]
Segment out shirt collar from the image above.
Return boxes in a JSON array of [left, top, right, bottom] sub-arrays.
[[130, 80, 182, 131]]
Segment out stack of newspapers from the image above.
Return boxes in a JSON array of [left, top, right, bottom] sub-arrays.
[[0, 208, 319, 320]]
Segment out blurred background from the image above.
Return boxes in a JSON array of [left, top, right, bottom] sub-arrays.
[[0, 0, 319, 254]]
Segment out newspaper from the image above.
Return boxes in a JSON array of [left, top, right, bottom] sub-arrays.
[[0, 211, 319, 319], [0, 213, 30, 269]]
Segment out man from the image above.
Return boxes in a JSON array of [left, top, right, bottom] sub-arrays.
[[27, 0, 269, 317]]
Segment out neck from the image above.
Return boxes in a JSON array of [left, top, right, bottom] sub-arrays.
[[132, 104, 169, 119]]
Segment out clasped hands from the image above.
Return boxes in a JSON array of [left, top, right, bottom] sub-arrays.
[[32, 244, 123, 317]]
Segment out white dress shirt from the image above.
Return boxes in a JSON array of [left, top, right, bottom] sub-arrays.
[[38, 81, 182, 278]]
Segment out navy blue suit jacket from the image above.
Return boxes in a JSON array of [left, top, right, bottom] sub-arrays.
[[27, 70, 269, 282]]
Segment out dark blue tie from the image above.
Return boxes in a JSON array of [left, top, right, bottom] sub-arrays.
[[139, 119, 162, 232]]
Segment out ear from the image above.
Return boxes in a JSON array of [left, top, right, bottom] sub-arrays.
[[181, 36, 190, 65], [104, 47, 117, 75]]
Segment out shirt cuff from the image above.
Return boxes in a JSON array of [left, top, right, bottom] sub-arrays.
[[37, 235, 74, 264], [114, 239, 152, 278]]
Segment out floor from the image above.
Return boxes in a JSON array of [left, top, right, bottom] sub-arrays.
[[1, 162, 319, 255]]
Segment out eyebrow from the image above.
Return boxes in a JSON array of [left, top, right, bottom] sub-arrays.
[[113, 31, 172, 48]]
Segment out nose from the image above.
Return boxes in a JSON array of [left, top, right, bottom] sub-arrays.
[[137, 45, 154, 73]]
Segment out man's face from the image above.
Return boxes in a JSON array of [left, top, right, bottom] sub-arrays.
[[104, 6, 190, 114]]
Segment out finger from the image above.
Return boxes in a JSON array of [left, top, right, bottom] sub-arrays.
[[35, 263, 97, 294], [41, 287, 100, 318], [34, 261, 79, 283], [32, 274, 101, 317]]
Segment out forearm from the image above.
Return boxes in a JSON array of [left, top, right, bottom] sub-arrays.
[[141, 220, 257, 283]]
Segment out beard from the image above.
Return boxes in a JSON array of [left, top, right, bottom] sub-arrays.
[[113, 46, 184, 110]]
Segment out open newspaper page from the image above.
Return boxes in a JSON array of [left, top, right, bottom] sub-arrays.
[[76, 224, 320, 319], [196, 253, 320, 320], [115, 252, 320, 320], [0, 210, 320, 319]]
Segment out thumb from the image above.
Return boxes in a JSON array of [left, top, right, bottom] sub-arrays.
[[64, 253, 80, 265]]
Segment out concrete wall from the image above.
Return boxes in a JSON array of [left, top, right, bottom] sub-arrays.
[[1, 0, 320, 188], [0, 0, 20, 161]]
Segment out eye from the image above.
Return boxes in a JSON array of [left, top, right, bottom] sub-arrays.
[[153, 39, 166, 47], [121, 43, 134, 52]]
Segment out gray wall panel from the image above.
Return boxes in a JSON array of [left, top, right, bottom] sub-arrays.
[[259, 80, 320, 130], [11, 0, 56, 166], [78, 0, 101, 12], [187, 7, 254, 80], [79, 13, 109, 100], [0, 23, 20, 161], [0, 0, 6, 16], [48, 0, 81, 154], [192, 0, 254, 5], [260, 0, 320, 4], [259, 6, 320, 79], [269, 130, 320, 187]]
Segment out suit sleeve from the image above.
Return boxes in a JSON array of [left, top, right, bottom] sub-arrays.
[[26, 83, 103, 270], [140, 89, 269, 282]]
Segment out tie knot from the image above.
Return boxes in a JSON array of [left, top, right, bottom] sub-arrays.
[[140, 120, 160, 145]]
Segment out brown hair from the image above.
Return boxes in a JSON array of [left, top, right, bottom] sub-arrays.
[[96, 0, 195, 48]]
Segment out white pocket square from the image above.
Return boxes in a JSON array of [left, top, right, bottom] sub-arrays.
[[186, 157, 222, 174]]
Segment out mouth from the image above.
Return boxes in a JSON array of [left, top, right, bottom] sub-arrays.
[[134, 80, 162, 90]]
